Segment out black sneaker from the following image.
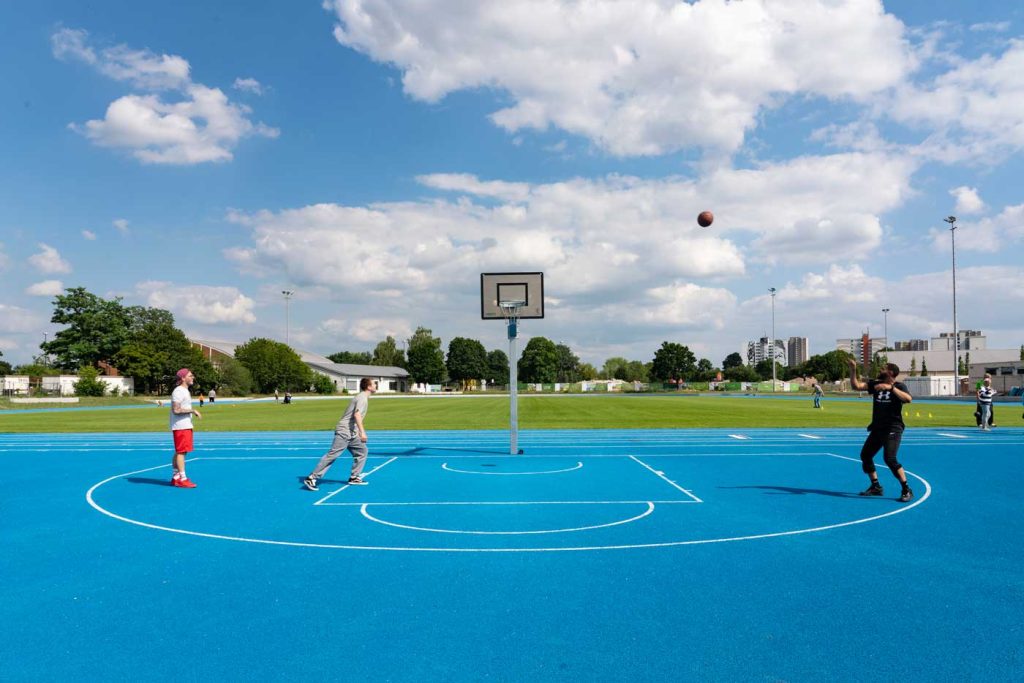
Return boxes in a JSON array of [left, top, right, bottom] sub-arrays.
[[899, 488, 914, 503], [303, 476, 318, 491], [859, 482, 884, 497], [347, 477, 367, 486]]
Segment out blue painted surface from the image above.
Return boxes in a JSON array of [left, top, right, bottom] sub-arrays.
[[2, 427, 1022, 680]]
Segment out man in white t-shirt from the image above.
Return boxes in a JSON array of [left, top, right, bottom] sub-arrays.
[[170, 368, 202, 488], [303, 378, 377, 491]]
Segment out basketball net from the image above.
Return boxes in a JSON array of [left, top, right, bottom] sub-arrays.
[[498, 299, 526, 340]]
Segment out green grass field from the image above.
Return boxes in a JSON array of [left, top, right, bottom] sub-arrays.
[[0, 394, 990, 432]]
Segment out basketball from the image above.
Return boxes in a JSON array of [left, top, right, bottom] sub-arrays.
[[697, 210, 714, 227]]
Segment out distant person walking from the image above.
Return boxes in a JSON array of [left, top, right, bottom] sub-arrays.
[[170, 368, 201, 488], [812, 383, 823, 409], [975, 373, 995, 428], [847, 358, 914, 502], [303, 378, 378, 491], [977, 378, 996, 432], [207, 387, 216, 404], [275, 388, 279, 403]]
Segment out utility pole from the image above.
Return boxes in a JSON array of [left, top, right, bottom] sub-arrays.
[[882, 308, 890, 351], [944, 216, 958, 395], [282, 290, 294, 346]]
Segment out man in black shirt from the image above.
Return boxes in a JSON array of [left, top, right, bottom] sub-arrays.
[[848, 358, 914, 502]]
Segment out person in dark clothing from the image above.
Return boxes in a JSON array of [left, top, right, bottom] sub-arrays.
[[847, 358, 914, 503]]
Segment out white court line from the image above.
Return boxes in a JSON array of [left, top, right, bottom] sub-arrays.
[[320, 499, 699, 506], [798, 434, 822, 440], [313, 457, 398, 506], [628, 455, 702, 502], [728, 434, 750, 440], [441, 461, 582, 475], [83, 452, 936, 552], [359, 501, 656, 535], [937, 433, 968, 439]]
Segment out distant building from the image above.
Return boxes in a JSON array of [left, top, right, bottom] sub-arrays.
[[894, 339, 929, 351], [787, 337, 808, 367], [746, 336, 787, 367], [836, 333, 885, 370], [932, 330, 985, 351]]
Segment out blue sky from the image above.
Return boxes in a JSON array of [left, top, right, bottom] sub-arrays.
[[2, 0, 1023, 369]]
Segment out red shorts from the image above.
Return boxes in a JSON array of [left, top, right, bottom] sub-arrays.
[[172, 429, 194, 454]]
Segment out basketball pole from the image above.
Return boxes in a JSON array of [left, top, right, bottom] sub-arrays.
[[507, 314, 519, 455]]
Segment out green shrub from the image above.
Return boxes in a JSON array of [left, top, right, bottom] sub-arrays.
[[74, 366, 107, 397]]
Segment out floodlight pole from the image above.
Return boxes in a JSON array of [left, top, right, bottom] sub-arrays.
[[944, 216, 959, 395], [769, 287, 777, 392], [882, 308, 890, 351], [282, 290, 294, 346]]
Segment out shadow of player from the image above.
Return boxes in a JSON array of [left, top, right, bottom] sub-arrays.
[[126, 477, 174, 486], [720, 485, 873, 499]]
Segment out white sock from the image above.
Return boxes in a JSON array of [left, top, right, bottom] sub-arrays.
[[173, 472, 182, 480]]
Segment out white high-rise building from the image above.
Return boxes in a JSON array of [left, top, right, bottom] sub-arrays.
[[746, 336, 787, 366]]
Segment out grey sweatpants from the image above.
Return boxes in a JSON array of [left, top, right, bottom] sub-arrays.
[[980, 403, 992, 429], [309, 430, 368, 480]]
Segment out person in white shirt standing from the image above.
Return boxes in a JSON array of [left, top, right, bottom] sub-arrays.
[[170, 368, 202, 488], [977, 378, 996, 432]]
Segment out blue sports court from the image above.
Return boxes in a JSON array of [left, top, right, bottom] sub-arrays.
[[2, 427, 1022, 680]]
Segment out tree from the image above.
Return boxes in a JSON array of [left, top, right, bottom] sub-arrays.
[[518, 336, 559, 383], [909, 356, 918, 376], [13, 363, 60, 376], [73, 365, 107, 396], [649, 342, 697, 383], [42, 287, 132, 371], [554, 343, 580, 383], [217, 357, 253, 396], [722, 352, 743, 370], [446, 337, 488, 388], [371, 336, 405, 367], [311, 373, 336, 394], [0, 350, 11, 376], [234, 338, 313, 394], [921, 358, 929, 376], [723, 364, 760, 382], [484, 349, 509, 386], [622, 361, 650, 383], [602, 357, 629, 380], [870, 352, 888, 379], [802, 350, 854, 382], [328, 350, 373, 364], [406, 327, 446, 384], [577, 362, 599, 381], [696, 358, 716, 381], [113, 312, 215, 394]]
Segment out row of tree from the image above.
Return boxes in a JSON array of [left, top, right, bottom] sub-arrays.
[[9, 286, 876, 395]]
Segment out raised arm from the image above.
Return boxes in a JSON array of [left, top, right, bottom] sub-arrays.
[[846, 358, 867, 391]]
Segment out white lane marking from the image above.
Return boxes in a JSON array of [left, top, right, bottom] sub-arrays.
[[314, 457, 398, 506], [798, 434, 822, 440], [937, 433, 968, 439], [359, 501, 655, 535], [628, 455, 702, 502], [441, 461, 582, 475], [728, 434, 750, 440]]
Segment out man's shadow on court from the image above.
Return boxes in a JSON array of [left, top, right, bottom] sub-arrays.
[[126, 477, 173, 486], [720, 485, 867, 499]]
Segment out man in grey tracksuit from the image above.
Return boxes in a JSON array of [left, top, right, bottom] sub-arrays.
[[303, 378, 378, 490]]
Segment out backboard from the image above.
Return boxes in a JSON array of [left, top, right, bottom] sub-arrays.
[[480, 272, 544, 319]]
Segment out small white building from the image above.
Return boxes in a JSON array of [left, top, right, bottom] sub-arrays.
[[41, 375, 135, 396], [305, 362, 410, 393], [902, 375, 957, 397], [2, 375, 30, 396]]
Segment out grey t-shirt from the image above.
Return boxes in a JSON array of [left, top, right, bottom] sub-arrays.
[[335, 391, 369, 436]]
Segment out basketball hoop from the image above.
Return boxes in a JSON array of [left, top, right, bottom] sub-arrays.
[[498, 299, 525, 339]]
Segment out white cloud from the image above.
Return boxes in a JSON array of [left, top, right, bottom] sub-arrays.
[[889, 38, 1024, 163], [949, 186, 984, 215], [113, 218, 130, 234], [233, 77, 264, 95], [0, 304, 44, 334], [135, 282, 257, 324], [320, 317, 414, 343], [28, 244, 72, 274], [324, 0, 913, 156], [82, 229, 97, 240], [54, 28, 277, 165], [25, 280, 64, 297]]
